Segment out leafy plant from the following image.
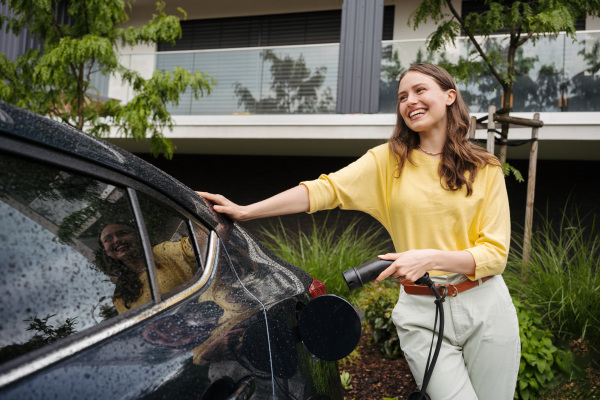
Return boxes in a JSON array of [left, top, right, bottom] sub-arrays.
[[340, 371, 353, 390], [359, 281, 401, 359], [503, 162, 524, 183], [504, 207, 600, 359], [513, 297, 575, 400], [259, 213, 392, 303], [0, 0, 213, 158]]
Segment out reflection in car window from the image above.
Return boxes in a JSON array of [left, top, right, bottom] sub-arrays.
[[136, 192, 201, 300], [0, 152, 148, 366]]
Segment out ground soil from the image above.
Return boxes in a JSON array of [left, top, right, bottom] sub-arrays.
[[338, 333, 419, 400], [339, 334, 600, 400]]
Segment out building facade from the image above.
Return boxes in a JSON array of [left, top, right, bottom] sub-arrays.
[[2, 0, 600, 160], [102, 0, 600, 161]]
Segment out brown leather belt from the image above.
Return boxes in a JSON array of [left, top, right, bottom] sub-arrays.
[[401, 276, 493, 297]]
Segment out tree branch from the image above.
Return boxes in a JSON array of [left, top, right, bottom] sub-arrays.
[[516, 31, 534, 48], [444, 0, 505, 85]]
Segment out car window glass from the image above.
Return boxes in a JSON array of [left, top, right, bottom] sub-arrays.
[[136, 192, 201, 298], [0, 152, 149, 367]]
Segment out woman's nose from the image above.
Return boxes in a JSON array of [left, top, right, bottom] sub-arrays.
[[406, 93, 417, 104]]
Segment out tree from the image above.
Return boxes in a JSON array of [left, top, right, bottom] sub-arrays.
[[410, 0, 600, 163], [0, 0, 213, 158]]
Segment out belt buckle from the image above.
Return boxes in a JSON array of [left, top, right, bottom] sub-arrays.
[[448, 284, 458, 297]]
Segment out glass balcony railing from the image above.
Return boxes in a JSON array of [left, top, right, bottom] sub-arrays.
[[101, 31, 600, 116], [152, 44, 339, 115], [379, 31, 600, 114]]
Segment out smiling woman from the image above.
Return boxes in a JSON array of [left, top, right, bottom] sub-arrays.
[[97, 222, 147, 311], [199, 63, 520, 400], [96, 196, 202, 314]]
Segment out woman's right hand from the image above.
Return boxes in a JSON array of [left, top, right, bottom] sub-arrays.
[[196, 192, 248, 221], [197, 185, 310, 222]]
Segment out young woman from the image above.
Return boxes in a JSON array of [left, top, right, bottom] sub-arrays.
[[198, 63, 520, 399], [98, 222, 197, 313]]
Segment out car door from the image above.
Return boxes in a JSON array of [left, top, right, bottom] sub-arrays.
[[0, 135, 273, 399]]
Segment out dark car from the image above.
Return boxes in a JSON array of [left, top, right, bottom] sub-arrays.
[[0, 103, 361, 400]]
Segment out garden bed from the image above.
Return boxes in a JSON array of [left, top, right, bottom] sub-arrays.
[[339, 333, 600, 399], [338, 333, 418, 400]]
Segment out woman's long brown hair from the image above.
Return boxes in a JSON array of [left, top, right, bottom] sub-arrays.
[[388, 63, 500, 196]]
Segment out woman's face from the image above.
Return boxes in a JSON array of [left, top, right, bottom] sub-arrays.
[[397, 71, 456, 136], [101, 224, 143, 264]]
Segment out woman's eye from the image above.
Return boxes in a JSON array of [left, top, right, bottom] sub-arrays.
[[117, 230, 132, 238]]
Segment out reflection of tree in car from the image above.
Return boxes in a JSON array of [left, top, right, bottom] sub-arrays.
[[97, 222, 197, 314], [0, 314, 77, 363]]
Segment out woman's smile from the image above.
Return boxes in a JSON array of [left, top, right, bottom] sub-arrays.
[[408, 107, 428, 120]]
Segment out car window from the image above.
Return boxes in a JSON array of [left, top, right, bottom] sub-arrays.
[[136, 192, 203, 299], [0, 152, 150, 366]]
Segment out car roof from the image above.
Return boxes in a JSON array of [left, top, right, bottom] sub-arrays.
[[0, 102, 218, 228]]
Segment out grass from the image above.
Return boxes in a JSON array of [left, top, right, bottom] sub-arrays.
[[504, 207, 600, 360], [259, 213, 392, 304]]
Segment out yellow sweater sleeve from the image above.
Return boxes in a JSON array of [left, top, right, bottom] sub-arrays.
[[300, 144, 391, 224]]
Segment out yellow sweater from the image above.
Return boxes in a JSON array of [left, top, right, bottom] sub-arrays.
[[114, 237, 197, 314], [300, 144, 510, 280]]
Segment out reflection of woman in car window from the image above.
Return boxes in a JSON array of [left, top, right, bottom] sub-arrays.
[[98, 222, 197, 313]]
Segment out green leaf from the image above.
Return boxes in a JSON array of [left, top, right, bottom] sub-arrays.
[[536, 359, 547, 373]]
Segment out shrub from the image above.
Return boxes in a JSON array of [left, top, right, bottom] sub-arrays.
[[504, 208, 600, 360], [359, 281, 402, 359], [513, 297, 575, 400], [259, 213, 392, 303]]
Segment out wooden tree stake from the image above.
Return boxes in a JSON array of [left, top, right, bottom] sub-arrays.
[[522, 113, 540, 266]]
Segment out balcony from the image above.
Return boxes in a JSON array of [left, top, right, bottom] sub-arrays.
[[107, 44, 340, 116], [105, 31, 600, 116], [380, 31, 600, 114], [102, 32, 600, 160]]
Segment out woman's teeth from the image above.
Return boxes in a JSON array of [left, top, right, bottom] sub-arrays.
[[410, 109, 426, 118]]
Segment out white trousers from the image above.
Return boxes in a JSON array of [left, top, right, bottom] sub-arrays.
[[392, 274, 520, 400]]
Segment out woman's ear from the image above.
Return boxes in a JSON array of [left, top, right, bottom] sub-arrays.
[[446, 89, 457, 106]]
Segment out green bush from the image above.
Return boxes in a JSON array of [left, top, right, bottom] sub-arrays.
[[513, 297, 575, 400], [504, 208, 600, 359], [259, 213, 392, 303], [359, 281, 401, 359]]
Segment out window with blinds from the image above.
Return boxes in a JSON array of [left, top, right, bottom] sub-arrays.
[[159, 6, 395, 52]]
